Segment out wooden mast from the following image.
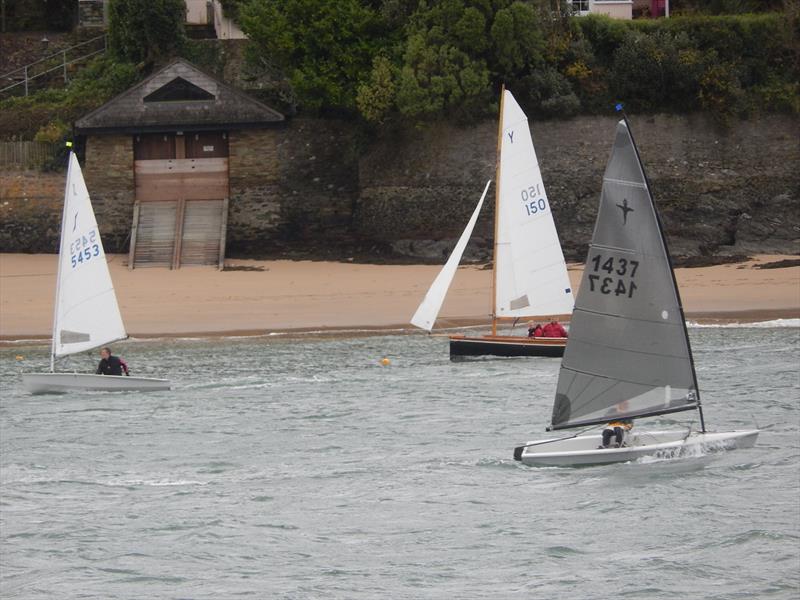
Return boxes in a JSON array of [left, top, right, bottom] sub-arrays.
[[491, 86, 505, 336]]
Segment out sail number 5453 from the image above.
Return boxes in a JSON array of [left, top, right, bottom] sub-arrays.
[[587, 254, 640, 298], [520, 186, 547, 217]]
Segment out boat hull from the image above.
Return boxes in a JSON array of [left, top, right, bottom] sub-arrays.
[[22, 373, 171, 395], [449, 335, 566, 359], [515, 429, 759, 467]]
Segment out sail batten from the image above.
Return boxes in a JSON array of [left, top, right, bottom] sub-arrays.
[[551, 120, 698, 430], [52, 153, 127, 359]]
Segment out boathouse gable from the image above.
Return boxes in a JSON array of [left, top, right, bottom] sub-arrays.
[[74, 58, 285, 269]]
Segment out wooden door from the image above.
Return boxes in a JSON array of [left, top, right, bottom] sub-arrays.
[[130, 132, 229, 269]]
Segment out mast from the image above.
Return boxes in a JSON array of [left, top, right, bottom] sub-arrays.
[[620, 111, 706, 432], [490, 86, 505, 336], [50, 148, 73, 372]]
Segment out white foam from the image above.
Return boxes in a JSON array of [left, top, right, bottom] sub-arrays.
[[688, 318, 800, 329]]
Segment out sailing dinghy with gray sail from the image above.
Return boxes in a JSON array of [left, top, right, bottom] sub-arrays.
[[22, 151, 170, 395], [513, 117, 757, 466]]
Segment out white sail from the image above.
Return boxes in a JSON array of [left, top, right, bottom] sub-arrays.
[[52, 153, 127, 359], [410, 180, 492, 331], [494, 90, 574, 319]]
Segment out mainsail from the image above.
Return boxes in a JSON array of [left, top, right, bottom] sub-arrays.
[[551, 119, 699, 430], [51, 153, 127, 364], [494, 90, 573, 319], [410, 180, 491, 331]]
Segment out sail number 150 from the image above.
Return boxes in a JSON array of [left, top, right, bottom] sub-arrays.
[[587, 254, 640, 298], [520, 186, 548, 217]]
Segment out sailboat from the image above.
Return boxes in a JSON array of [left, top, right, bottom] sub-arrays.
[[513, 116, 758, 466], [21, 151, 170, 395], [411, 88, 574, 359]]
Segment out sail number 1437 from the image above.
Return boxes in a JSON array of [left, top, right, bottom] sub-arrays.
[[587, 254, 639, 298]]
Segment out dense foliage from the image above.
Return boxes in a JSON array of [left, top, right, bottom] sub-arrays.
[[234, 0, 797, 123], [1, 0, 77, 32], [0, 58, 139, 140], [107, 0, 186, 66]]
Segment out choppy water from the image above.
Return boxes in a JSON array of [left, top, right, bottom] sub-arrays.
[[1, 325, 799, 599]]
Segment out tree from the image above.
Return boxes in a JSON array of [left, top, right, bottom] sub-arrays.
[[107, 0, 186, 67], [240, 0, 388, 112]]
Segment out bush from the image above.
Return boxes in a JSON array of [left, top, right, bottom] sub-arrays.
[[107, 0, 186, 66], [610, 29, 705, 112]]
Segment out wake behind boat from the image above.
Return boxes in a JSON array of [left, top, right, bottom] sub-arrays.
[[513, 115, 757, 467], [411, 88, 574, 359], [21, 151, 170, 395]]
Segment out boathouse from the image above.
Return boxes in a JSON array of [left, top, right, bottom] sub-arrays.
[[75, 58, 284, 269]]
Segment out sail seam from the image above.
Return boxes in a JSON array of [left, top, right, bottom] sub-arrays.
[[560, 365, 694, 388], [602, 177, 647, 189]]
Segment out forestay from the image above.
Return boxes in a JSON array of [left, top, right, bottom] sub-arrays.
[[494, 90, 573, 319], [52, 153, 127, 360], [551, 120, 698, 430], [411, 181, 491, 331]]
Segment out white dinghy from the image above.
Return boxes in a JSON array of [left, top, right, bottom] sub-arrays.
[[513, 115, 758, 467], [411, 88, 574, 359], [22, 151, 170, 395]]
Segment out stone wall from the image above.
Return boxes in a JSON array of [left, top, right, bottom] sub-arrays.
[[226, 118, 358, 255], [82, 134, 136, 252], [357, 114, 800, 262], [2, 114, 798, 261], [0, 172, 64, 252], [0, 118, 359, 256]]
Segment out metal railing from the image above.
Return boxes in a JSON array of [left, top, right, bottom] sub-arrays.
[[0, 34, 107, 98]]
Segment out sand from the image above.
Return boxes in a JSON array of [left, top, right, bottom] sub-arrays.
[[0, 253, 798, 341]]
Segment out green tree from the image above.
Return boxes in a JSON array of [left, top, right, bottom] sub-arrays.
[[107, 0, 186, 66], [386, 0, 547, 120], [610, 29, 705, 112], [240, 0, 388, 112]]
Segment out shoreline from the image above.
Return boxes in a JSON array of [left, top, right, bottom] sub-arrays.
[[1, 253, 798, 345], [2, 311, 798, 347]]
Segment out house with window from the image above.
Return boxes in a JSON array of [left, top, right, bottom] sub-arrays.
[[570, 0, 669, 19], [570, 0, 633, 19]]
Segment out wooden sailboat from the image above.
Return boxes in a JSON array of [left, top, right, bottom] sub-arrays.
[[411, 88, 574, 359], [21, 151, 170, 395], [513, 116, 758, 466]]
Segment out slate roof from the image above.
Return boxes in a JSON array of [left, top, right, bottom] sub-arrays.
[[75, 58, 284, 134]]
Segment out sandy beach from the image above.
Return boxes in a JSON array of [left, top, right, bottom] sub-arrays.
[[0, 253, 798, 341]]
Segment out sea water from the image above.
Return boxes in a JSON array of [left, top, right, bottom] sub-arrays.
[[1, 325, 798, 599]]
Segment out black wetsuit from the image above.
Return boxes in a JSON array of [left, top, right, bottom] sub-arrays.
[[96, 355, 124, 376]]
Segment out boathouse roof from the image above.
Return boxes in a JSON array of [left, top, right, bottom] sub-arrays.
[[75, 58, 284, 134]]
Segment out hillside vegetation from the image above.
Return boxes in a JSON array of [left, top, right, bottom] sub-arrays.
[[1, 0, 797, 142]]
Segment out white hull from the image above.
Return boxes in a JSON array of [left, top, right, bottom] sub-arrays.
[[516, 429, 759, 467], [22, 373, 171, 395]]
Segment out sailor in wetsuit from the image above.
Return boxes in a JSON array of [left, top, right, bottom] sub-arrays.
[[96, 347, 129, 376]]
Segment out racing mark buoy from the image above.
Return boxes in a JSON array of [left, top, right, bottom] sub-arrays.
[[380, 357, 390, 366]]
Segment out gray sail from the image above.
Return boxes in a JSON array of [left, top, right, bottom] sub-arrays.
[[551, 120, 698, 430]]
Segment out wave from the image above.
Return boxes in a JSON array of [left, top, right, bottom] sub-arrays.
[[688, 318, 800, 329]]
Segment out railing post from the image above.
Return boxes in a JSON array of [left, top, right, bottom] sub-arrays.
[[63, 50, 68, 83], [24, 65, 28, 96]]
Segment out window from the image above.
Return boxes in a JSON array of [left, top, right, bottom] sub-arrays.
[[571, 0, 590, 13]]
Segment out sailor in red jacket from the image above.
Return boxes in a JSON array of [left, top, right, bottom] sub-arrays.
[[541, 319, 568, 338]]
